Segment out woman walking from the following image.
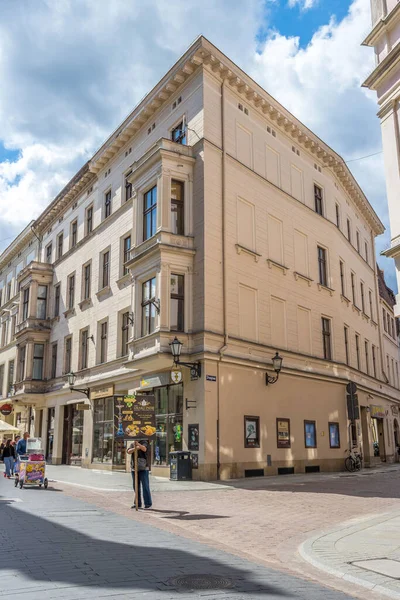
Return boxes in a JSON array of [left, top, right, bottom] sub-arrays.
[[1, 439, 16, 478]]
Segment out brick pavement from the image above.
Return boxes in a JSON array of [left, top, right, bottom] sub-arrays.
[[0, 475, 360, 600]]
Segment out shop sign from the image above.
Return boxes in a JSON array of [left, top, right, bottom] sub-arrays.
[[114, 394, 156, 440], [139, 373, 171, 389], [0, 403, 12, 416], [76, 404, 90, 411], [170, 369, 182, 384], [370, 405, 385, 419], [188, 424, 199, 451], [90, 385, 114, 400], [276, 418, 291, 449], [206, 375, 216, 382], [391, 405, 399, 417]]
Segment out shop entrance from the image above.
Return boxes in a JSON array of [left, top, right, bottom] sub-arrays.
[[360, 406, 370, 465], [371, 417, 386, 462], [62, 404, 84, 465], [92, 396, 126, 469], [46, 407, 55, 463]]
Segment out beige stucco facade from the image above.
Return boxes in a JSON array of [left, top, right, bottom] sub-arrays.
[[1, 37, 400, 479]]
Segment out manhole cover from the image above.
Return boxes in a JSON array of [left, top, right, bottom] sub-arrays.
[[168, 574, 233, 590]]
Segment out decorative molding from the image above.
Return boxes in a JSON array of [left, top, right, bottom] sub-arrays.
[[235, 244, 261, 262], [96, 285, 112, 300], [352, 304, 361, 314], [293, 272, 313, 286], [267, 258, 289, 274], [340, 294, 351, 306], [362, 311, 370, 322], [317, 283, 334, 296], [78, 298, 92, 311], [63, 308, 76, 319]]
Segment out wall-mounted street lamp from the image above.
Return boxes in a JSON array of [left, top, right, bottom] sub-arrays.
[[265, 352, 283, 386], [169, 337, 201, 380], [67, 372, 90, 399]]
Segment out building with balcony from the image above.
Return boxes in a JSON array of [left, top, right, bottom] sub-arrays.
[[2, 37, 400, 478]]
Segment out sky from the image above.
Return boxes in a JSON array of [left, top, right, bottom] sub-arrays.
[[0, 0, 395, 289]]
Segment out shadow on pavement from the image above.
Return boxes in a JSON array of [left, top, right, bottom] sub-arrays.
[[147, 508, 230, 520], [0, 493, 290, 596]]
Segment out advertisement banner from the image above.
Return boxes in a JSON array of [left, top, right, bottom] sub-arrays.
[[114, 395, 156, 440]]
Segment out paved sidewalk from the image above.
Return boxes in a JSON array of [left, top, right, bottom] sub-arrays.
[[0, 476, 358, 599], [300, 509, 400, 600]]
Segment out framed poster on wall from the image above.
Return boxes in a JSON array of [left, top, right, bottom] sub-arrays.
[[188, 424, 199, 451], [276, 418, 291, 448], [244, 416, 260, 448]]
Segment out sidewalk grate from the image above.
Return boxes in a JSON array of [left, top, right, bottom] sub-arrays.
[[168, 574, 234, 590]]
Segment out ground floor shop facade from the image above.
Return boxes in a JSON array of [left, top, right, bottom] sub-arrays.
[[7, 356, 400, 480]]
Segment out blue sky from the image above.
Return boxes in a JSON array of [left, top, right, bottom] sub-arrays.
[[0, 0, 396, 291]]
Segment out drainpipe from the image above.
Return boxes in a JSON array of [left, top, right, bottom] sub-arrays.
[[216, 77, 228, 480]]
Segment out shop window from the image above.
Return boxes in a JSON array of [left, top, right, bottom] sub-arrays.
[[171, 180, 184, 235], [142, 277, 156, 336], [37, 285, 47, 319], [32, 344, 44, 380], [92, 397, 114, 464], [244, 416, 260, 448], [143, 185, 157, 241], [22, 287, 29, 321], [329, 422, 340, 448], [170, 274, 184, 332], [153, 383, 183, 466], [304, 420, 317, 448]]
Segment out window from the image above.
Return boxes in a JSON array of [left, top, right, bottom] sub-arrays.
[[314, 185, 323, 215], [86, 205, 93, 234], [6, 281, 11, 302], [171, 120, 186, 145], [19, 346, 26, 381], [372, 345, 377, 378], [392, 317, 396, 338], [360, 282, 365, 313], [68, 274, 75, 309], [80, 329, 89, 370], [54, 284, 60, 317], [32, 344, 44, 380], [365, 341, 369, 375], [7, 360, 14, 395], [369, 291, 374, 320], [143, 185, 157, 241], [304, 420, 317, 448], [347, 218, 351, 243], [100, 321, 108, 364], [37, 285, 47, 319], [125, 171, 132, 202], [335, 204, 340, 228], [339, 261, 345, 296], [70, 220, 78, 248], [344, 326, 349, 365], [46, 243, 52, 264], [322, 317, 332, 360], [387, 355, 391, 383], [355, 334, 360, 370], [170, 274, 184, 332], [365, 241, 369, 264], [22, 287, 29, 321], [351, 273, 356, 305], [392, 358, 395, 386], [356, 230, 360, 253], [396, 362, 399, 389], [1, 321, 6, 347], [104, 190, 112, 218], [142, 277, 157, 336], [10, 315, 16, 339], [51, 343, 57, 379], [383, 308, 387, 332], [0, 364, 4, 397], [244, 416, 260, 448], [83, 263, 91, 300], [57, 233, 63, 260], [121, 312, 130, 356], [171, 180, 184, 235], [329, 423, 340, 448], [123, 236, 131, 276], [101, 251, 110, 289], [317, 246, 327, 286], [64, 336, 72, 374]]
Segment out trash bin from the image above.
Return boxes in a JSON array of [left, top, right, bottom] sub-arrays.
[[169, 451, 192, 480]]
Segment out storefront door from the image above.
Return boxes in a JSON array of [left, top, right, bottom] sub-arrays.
[[46, 408, 55, 463], [92, 396, 126, 469], [62, 405, 84, 465], [153, 383, 183, 466]]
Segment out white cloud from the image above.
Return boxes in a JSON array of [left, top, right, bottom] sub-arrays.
[[288, 0, 318, 10]]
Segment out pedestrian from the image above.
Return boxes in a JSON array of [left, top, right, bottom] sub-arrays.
[[127, 440, 152, 510], [1, 439, 15, 478], [16, 432, 29, 457]]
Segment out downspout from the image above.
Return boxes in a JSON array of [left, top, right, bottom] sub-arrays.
[[217, 76, 228, 480]]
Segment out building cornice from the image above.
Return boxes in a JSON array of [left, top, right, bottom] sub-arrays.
[[362, 3, 400, 47], [363, 39, 400, 91], [0, 221, 36, 273]]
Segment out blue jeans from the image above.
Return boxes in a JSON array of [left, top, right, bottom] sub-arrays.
[[4, 457, 14, 477], [131, 470, 152, 508]]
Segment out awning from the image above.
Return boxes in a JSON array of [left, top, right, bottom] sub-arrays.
[[0, 419, 21, 433]]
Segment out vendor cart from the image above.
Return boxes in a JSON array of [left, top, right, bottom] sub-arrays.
[[15, 438, 48, 489]]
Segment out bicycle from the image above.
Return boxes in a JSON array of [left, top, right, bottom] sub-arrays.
[[345, 448, 362, 472]]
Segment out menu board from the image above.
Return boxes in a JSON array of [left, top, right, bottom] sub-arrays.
[[114, 395, 156, 440], [276, 418, 291, 449]]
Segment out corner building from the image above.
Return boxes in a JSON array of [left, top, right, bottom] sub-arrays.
[[4, 37, 400, 479]]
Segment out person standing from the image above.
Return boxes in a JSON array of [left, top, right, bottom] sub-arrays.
[[127, 440, 152, 509], [16, 432, 29, 457], [1, 440, 15, 478]]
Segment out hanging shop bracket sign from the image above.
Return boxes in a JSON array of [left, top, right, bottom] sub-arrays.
[[90, 385, 114, 400], [0, 403, 13, 416]]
